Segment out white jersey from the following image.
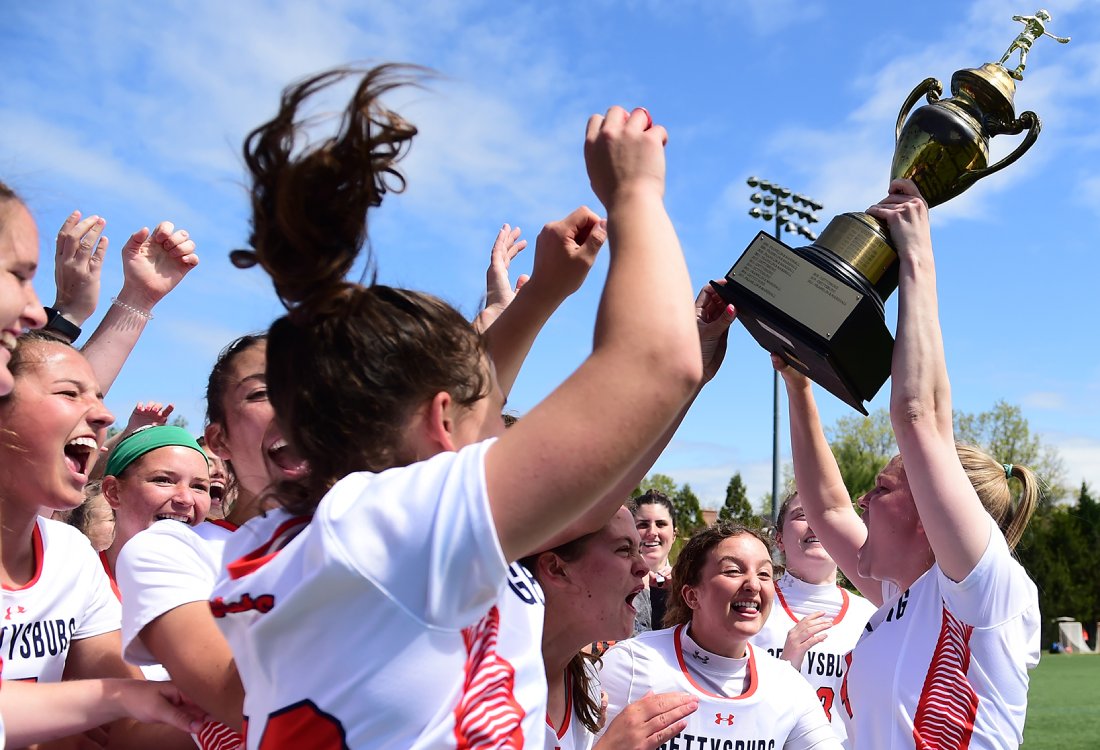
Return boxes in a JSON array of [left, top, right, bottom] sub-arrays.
[[116, 518, 226, 667], [544, 665, 597, 750], [0, 518, 120, 682], [211, 440, 535, 749], [599, 624, 841, 750], [116, 518, 244, 750], [751, 574, 876, 747], [842, 515, 1040, 749]]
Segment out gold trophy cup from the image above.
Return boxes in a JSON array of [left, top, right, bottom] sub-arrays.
[[717, 11, 1068, 413]]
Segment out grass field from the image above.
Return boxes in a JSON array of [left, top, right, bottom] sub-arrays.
[[1023, 653, 1100, 749]]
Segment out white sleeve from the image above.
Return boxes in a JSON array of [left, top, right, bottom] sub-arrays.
[[71, 539, 121, 641], [782, 675, 843, 750], [937, 515, 1038, 628], [318, 438, 508, 627], [594, 642, 641, 740], [116, 522, 218, 666]]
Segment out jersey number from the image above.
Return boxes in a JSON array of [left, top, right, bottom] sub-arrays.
[[816, 687, 834, 721], [256, 700, 348, 749]]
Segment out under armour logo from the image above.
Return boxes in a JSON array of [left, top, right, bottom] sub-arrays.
[[692, 649, 709, 663], [714, 713, 735, 726], [5, 606, 26, 620]]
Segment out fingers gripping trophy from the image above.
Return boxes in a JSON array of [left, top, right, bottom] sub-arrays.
[[717, 9, 1070, 413]]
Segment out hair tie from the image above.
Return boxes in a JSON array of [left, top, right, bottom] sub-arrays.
[[1003, 463, 1014, 479]]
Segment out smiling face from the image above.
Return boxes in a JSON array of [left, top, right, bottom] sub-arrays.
[[105, 445, 211, 549], [634, 501, 676, 572], [776, 494, 837, 584], [0, 201, 48, 395], [682, 533, 774, 658], [0, 339, 114, 514], [856, 456, 929, 584], [204, 340, 307, 499]]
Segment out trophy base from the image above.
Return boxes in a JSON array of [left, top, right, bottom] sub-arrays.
[[718, 231, 894, 414]]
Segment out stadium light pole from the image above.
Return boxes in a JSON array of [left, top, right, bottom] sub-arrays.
[[745, 177, 823, 524]]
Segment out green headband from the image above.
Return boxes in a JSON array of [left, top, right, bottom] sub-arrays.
[[104, 425, 207, 478]]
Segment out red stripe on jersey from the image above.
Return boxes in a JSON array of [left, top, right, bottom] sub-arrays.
[[196, 720, 244, 750], [207, 518, 240, 532], [98, 550, 122, 602], [776, 582, 851, 625], [912, 608, 978, 749], [672, 624, 759, 700], [226, 516, 311, 580], [3, 523, 44, 591], [546, 669, 573, 740], [453, 606, 525, 749]]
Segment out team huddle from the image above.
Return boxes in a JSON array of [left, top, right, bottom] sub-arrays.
[[0, 62, 1041, 750]]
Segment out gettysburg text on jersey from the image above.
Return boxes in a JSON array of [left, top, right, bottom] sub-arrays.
[[655, 733, 777, 750], [0, 618, 77, 661]]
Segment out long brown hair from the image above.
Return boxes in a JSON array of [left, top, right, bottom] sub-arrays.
[[663, 522, 773, 628], [234, 65, 490, 514]]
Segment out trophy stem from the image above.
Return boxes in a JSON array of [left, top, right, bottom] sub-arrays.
[[809, 212, 898, 303]]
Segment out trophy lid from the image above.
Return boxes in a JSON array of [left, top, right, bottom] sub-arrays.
[[951, 63, 1018, 124]]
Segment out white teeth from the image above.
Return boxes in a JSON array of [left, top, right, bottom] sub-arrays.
[[269, 438, 287, 452], [67, 436, 97, 450], [155, 514, 191, 524], [0, 331, 17, 351], [731, 600, 760, 611], [641, 541, 661, 548]]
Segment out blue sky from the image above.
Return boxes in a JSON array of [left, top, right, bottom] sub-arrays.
[[3, 0, 1097, 508]]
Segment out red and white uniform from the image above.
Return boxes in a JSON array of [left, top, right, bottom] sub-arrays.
[[544, 665, 596, 750], [751, 573, 876, 747], [842, 516, 1040, 749], [117, 518, 244, 750], [210, 439, 543, 749], [599, 624, 841, 750], [0, 518, 120, 683]]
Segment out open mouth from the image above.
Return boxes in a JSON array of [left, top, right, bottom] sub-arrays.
[[155, 513, 193, 525], [63, 436, 97, 481], [266, 438, 309, 480], [804, 534, 820, 545], [730, 599, 761, 616], [0, 331, 17, 353], [625, 586, 644, 613]]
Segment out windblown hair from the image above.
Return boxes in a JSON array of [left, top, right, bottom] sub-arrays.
[[628, 488, 678, 529], [663, 522, 773, 629], [522, 530, 604, 734], [234, 64, 490, 515], [953, 443, 1040, 551]]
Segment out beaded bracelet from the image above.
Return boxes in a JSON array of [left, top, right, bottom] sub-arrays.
[[111, 296, 154, 320]]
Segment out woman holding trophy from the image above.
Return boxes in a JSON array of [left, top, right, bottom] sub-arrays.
[[774, 178, 1042, 749]]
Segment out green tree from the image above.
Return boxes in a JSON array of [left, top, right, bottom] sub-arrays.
[[825, 408, 895, 499], [674, 484, 706, 535], [954, 400, 1067, 503], [718, 473, 754, 525], [634, 474, 705, 535]]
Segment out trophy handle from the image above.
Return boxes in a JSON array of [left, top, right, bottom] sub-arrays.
[[895, 77, 943, 143], [956, 111, 1042, 190]]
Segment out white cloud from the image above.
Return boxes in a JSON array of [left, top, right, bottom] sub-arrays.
[[1021, 391, 1067, 410], [1045, 433, 1100, 493]]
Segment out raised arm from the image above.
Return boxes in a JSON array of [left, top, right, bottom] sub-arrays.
[[534, 283, 738, 554], [479, 209, 605, 397], [48, 211, 107, 336], [485, 107, 702, 562], [867, 179, 991, 583], [774, 357, 881, 604], [81, 221, 198, 392], [472, 223, 528, 335]]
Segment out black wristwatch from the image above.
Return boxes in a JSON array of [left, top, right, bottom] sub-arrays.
[[43, 307, 82, 343]]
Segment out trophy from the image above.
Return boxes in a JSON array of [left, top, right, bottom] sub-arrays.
[[716, 10, 1069, 413]]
